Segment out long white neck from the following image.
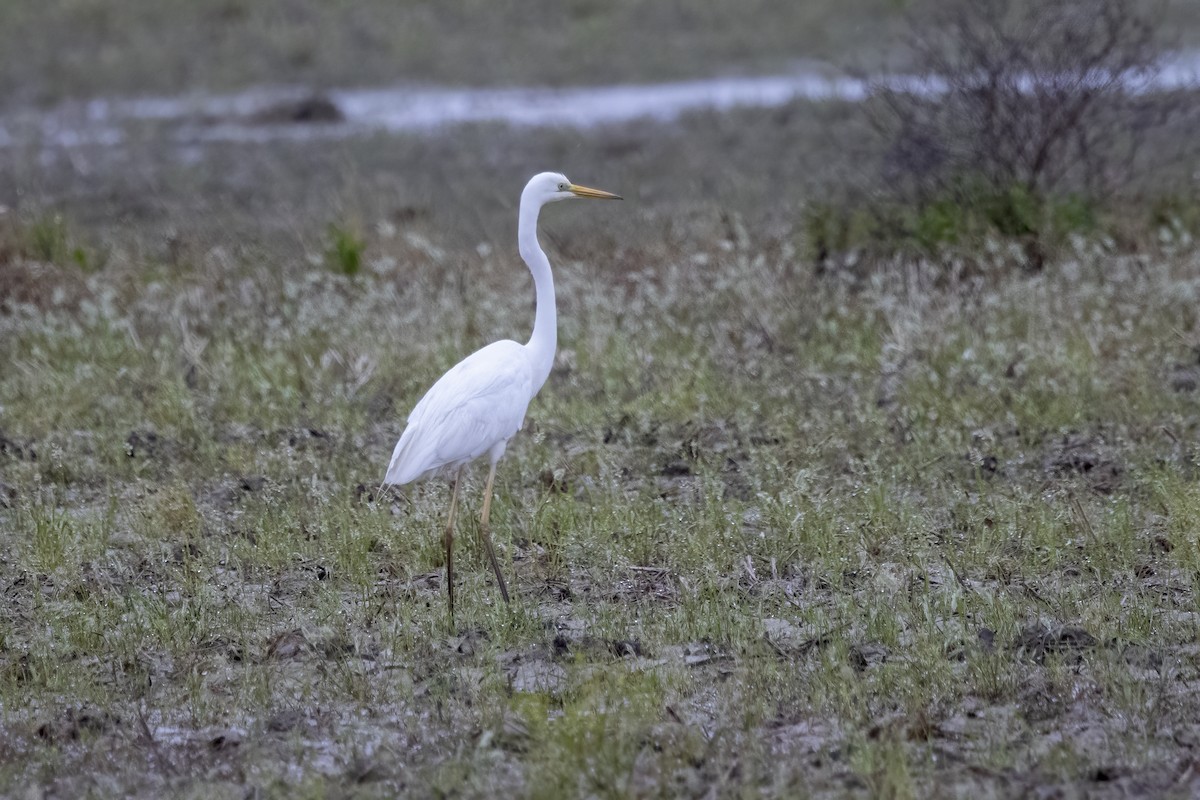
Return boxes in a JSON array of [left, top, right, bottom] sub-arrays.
[[518, 188, 557, 393]]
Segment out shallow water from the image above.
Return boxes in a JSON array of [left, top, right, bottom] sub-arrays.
[[1, 52, 1197, 149]]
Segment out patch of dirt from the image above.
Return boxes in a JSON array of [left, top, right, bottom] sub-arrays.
[[208, 474, 269, 508], [1167, 345, 1200, 393], [610, 565, 677, 604], [768, 714, 845, 759], [601, 416, 763, 501], [0, 430, 37, 461], [956, 424, 1022, 483], [507, 657, 567, 694], [448, 629, 489, 658], [125, 429, 180, 461], [269, 427, 335, 454], [849, 642, 890, 671], [36, 707, 119, 743], [550, 630, 646, 660], [0, 258, 91, 313], [248, 95, 344, 125], [1042, 433, 1123, 493], [1168, 363, 1200, 392], [264, 709, 308, 733], [494, 643, 568, 694], [264, 629, 309, 661], [0, 480, 16, 508], [1014, 623, 1098, 664]]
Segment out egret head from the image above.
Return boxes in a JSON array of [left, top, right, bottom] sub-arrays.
[[524, 172, 622, 206]]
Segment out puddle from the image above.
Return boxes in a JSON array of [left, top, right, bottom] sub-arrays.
[[1, 52, 1197, 149], [0, 70, 868, 149]]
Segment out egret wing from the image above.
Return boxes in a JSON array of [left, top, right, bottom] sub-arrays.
[[384, 341, 534, 485]]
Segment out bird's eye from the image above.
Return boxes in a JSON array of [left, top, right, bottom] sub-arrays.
[[558, 183, 567, 191]]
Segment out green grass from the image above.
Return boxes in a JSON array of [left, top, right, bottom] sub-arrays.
[[2, 186, 1199, 795], [325, 222, 366, 277]]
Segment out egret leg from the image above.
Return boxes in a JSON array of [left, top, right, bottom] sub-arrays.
[[479, 461, 511, 604], [444, 467, 464, 617]]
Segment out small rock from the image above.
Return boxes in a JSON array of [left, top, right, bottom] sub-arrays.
[[1121, 645, 1163, 670], [1169, 365, 1200, 392], [265, 629, 308, 660], [125, 429, 159, 458], [1015, 624, 1097, 663], [682, 642, 715, 667], [266, 709, 305, 733], [607, 639, 643, 657], [251, 95, 344, 125], [239, 475, 266, 493], [509, 659, 566, 694], [209, 731, 242, 751], [763, 617, 806, 650], [450, 629, 489, 657], [849, 643, 889, 671]]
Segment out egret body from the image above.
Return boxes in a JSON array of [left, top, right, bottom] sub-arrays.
[[383, 172, 621, 613]]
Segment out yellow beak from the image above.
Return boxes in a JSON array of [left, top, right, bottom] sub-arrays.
[[568, 183, 623, 200]]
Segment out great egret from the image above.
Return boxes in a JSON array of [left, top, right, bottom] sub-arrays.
[[383, 172, 621, 614]]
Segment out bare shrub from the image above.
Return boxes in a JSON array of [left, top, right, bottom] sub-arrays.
[[883, 0, 1171, 196], [811, 0, 1199, 273]]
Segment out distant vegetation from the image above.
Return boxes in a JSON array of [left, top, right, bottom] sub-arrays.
[[807, 0, 1200, 273], [325, 221, 366, 277]]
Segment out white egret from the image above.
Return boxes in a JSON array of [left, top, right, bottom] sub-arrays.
[[383, 172, 621, 614]]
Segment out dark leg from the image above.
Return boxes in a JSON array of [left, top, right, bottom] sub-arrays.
[[479, 461, 511, 604], [444, 467, 464, 617]]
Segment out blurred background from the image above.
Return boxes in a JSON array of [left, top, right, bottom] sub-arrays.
[[1, 0, 1198, 274], [0, 0, 1197, 281], [0, 0, 936, 105]]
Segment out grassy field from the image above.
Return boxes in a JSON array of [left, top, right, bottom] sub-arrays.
[[2, 95, 1200, 797], [3, 1, 1200, 795]]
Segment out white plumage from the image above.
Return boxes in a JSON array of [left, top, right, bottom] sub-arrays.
[[384, 340, 533, 486], [382, 171, 621, 614]]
